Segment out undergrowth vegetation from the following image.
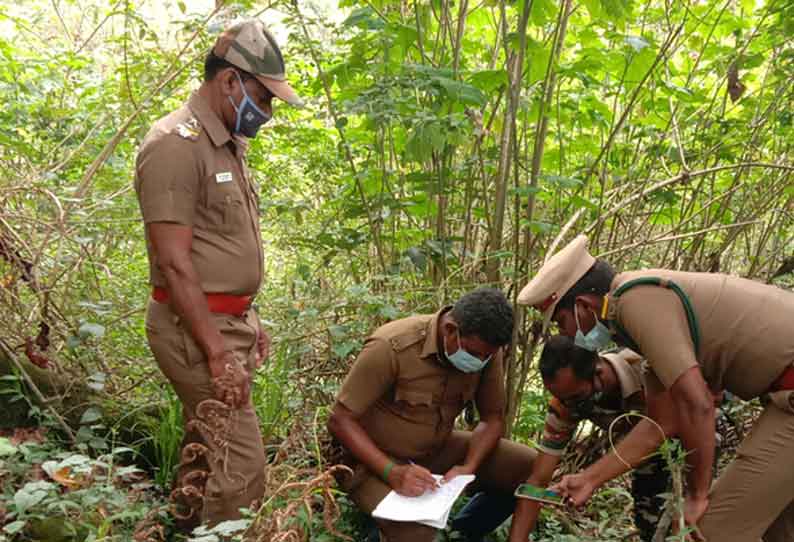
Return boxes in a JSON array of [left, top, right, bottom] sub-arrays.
[[0, 0, 791, 539]]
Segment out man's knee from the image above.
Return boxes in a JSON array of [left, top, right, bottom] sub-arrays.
[[762, 501, 794, 542], [478, 439, 537, 490]]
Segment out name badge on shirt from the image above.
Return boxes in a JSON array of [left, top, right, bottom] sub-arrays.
[[215, 172, 233, 184]]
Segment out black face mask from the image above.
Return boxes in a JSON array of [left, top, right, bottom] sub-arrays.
[[566, 390, 604, 417], [562, 372, 604, 418], [228, 72, 271, 138]]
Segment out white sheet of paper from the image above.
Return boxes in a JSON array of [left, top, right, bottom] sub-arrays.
[[371, 474, 475, 529]]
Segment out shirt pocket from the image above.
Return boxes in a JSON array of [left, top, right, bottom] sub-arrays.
[[206, 177, 246, 235], [393, 386, 439, 426]]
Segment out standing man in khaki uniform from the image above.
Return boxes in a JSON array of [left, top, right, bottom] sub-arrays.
[[518, 235, 794, 541], [134, 20, 302, 528], [328, 288, 537, 542]]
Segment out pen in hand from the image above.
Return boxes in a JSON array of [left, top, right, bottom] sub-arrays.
[[408, 460, 441, 490]]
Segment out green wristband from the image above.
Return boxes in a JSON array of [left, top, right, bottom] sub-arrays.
[[382, 461, 395, 482]]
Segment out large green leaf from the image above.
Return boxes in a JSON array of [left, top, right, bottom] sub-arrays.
[[468, 69, 508, 93], [625, 46, 658, 87], [13, 481, 55, 514], [0, 437, 16, 457], [343, 6, 386, 30]]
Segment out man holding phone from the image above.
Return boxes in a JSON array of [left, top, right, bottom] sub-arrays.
[[517, 235, 794, 541], [508, 337, 668, 541]]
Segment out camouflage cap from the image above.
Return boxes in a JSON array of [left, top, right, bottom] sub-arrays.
[[213, 19, 303, 107], [517, 235, 595, 330]]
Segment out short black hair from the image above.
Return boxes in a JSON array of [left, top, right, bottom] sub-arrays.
[[451, 287, 514, 346], [539, 335, 597, 381], [555, 259, 616, 313], [204, 50, 245, 82]]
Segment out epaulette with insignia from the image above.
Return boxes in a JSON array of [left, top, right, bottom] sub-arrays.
[[174, 116, 201, 141], [387, 325, 427, 352]]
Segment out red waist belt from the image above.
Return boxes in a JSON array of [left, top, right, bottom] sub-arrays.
[[770, 366, 794, 392], [152, 287, 252, 317]]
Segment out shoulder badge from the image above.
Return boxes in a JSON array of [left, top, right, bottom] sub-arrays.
[[173, 116, 201, 141], [387, 324, 427, 352], [603, 293, 619, 321]]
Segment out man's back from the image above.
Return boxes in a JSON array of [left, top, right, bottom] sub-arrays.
[[611, 269, 794, 398]]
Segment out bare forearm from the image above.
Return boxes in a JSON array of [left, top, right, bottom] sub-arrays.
[[328, 410, 392, 477], [677, 400, 715, 498], [509, 499, 542, 542], [586, 419, 665, 488], [159, 260, 224, 362], [669, 366, 716, 499], [509, 452, 560, 542], [462, 416, 503, 471]]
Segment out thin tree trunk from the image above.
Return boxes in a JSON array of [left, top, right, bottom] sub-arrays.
[[505, 0, 574, 434], [485, 0, 532, 283]]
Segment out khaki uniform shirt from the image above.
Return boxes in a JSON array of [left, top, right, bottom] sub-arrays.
[[608, 270, 794, 400], [539, 349, 645, 456], [134, 92, 264, 295], [337, 308, 506, 460]]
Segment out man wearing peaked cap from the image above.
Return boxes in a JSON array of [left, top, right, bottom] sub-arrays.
[[506, 336, 736, 542], [517, 235, 595, 331], [213, 19, 303, 107], [513, 235, 794, 542], [133, 19, 301, 529]]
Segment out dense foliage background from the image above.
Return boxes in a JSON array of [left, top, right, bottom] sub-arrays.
[[0, 0, 792, 539]]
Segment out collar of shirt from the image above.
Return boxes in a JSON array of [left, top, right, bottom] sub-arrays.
[[421, 306, 453, 364], [601, 352, 643, 402], [187, 91, 233, 148], [231, 134, 250, 158]]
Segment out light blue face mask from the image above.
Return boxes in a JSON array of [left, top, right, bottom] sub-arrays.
[[445, 330, 492, 373], [573, 304, 612, 352], [228, 72, 271, 138]]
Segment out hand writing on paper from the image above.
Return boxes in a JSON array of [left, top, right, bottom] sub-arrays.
[[388, 463, 439, 497]]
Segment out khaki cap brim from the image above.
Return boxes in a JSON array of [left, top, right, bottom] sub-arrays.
[[257, 75, 304, 108], [517, 235, 595, 331]]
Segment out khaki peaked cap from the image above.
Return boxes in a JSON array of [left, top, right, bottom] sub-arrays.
[[213, 19, 303, 107], [517, 235, 595, 328]]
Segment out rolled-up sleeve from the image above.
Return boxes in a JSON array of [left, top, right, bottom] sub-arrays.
[[538, 397, 578, 456]]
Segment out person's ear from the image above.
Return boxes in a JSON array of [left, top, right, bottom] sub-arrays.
[[442, 320, 458, 337], [577, 294, 601, 313], [220, 68, 239, 96]]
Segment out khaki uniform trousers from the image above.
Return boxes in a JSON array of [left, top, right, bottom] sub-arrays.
[[145, 299, 266, 526], [699, 398, 794, 542], [342, 431, 536, 542]]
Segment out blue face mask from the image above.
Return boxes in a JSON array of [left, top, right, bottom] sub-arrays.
[[573, 304, 612, 352], [228, 72, 271, 138], [445, 330, 492, 373]]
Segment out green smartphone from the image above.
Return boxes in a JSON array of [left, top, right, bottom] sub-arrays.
[[514, 483, 565, 506]]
